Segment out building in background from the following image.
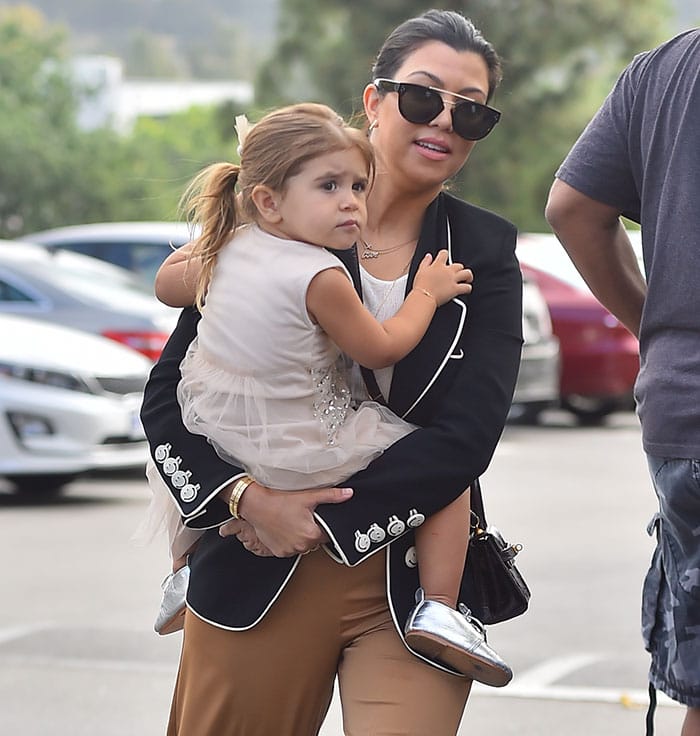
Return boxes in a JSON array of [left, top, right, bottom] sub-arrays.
[[70, 55, 253, 133]]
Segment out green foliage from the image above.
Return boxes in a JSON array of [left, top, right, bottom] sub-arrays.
[[1, 1, 677, 237], [128, 103, 246, 221], [0, 6, 249, 237], [0, 6, 156, 235], [257, 0, 673, 231]]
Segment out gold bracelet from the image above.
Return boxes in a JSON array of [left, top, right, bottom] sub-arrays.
[[416, 287, 436, 304], [228, 475, 255, 519]]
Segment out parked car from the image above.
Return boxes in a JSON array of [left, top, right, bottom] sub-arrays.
[[23, 221, 561, 419], [0, 239, 177, 360], [510, 274, 560, 420], [517, 233, 640, 424], [0, 313, 152, 495], [25, 221, 193, 285]]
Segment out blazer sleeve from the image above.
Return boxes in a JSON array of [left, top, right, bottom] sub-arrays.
[[139, 307, 245, 529], [314, 216, 524, 565]]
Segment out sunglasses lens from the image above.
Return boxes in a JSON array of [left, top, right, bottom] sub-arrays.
[[452, 101, 499, 141], [397, 84, 444, 124], [381, 80, 500, 141]]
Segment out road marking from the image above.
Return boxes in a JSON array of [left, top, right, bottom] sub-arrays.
[[473, 654, 681, 709], [511, 653, 607, 686], [0, 623, 53, 644], [473, 681, 681, 708], [0, 652, 174, 675]]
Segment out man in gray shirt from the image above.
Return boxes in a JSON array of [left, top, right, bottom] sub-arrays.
[[545, 29, 700, 736]]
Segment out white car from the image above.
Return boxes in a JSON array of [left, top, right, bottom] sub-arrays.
[[0, 313, 152, 496]]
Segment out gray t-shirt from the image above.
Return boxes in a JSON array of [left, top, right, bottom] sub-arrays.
[[556, 29, 700, 458]]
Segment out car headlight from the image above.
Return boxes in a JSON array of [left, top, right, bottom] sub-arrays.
[[0, 361, 93, 393]]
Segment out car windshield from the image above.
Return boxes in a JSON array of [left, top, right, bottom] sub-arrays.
[[45, 252, 156, 304], [0, 244, 156, 306]]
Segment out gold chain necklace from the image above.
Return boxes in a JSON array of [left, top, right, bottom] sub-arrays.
[[368, 256, 413, 317], [360, 237, 416, 260]]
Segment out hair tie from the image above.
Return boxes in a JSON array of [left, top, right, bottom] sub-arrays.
[[234, 114, 253, 157]]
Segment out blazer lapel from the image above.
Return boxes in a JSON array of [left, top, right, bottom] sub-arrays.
[[388, 194, 467, 420], [332, 245, 362, 294], [329, 194, 467, 420]]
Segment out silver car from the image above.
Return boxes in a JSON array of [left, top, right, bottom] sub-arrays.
[[0, 313, 152, 496], [510, 275, 560, 421], [0, 239, 177, 361], [26, 221, 192, 286]]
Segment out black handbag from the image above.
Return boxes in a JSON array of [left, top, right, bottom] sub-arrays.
[[461, 478, 531, 625]]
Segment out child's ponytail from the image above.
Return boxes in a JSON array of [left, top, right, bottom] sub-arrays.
[[178, 162, 241, 310]]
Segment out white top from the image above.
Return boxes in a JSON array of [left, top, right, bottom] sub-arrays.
[[177, 225, 415, 490], [359, 267, 408, 401]]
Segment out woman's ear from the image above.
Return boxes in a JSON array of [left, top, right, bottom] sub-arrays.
[[250, 185, 282, 224], [363, 83, 380, 128]]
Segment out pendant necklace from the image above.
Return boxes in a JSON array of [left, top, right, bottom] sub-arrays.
[[360, 236, 416, 260]]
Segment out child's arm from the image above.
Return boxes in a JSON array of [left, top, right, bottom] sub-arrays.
[[306, 250, 472, 369], [154, 243, 201, 307]]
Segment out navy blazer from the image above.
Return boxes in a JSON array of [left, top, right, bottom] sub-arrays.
[[140, 192, 523, 661]]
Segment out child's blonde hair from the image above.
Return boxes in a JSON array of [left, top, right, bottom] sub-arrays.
[[179, 102, 374, 309]]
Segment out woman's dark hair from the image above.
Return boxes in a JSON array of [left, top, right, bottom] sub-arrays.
[[371, 9, 502, 101]]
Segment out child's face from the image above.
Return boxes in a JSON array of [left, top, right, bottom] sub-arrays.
[[275, 148, 369, 250]]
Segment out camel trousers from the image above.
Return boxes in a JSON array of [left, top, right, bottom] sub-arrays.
[[167, 547, 471, 736]]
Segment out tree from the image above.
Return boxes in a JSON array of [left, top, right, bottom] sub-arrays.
[[256, 0, 672, 230], [0, 6, 163, 236], [127, 101, 247, 221], [0, 6, 255, 237]]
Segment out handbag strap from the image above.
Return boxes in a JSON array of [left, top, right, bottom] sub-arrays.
[[360, 365, 388, 405], [470, 477, 488, 528]]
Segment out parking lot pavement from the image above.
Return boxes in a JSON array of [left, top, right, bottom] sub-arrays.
[[0, 411, 687, 735]]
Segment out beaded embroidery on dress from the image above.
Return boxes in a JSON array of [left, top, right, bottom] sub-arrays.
[[309, 364, 352, 445], [176, 225, 415, 491]]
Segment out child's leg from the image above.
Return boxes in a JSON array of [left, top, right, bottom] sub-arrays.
[[413, 488, 470, 609], [172, 547, 194, 573], [406, 487, 512, 686]]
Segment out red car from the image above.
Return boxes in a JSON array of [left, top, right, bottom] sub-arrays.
[[516, 233, 640, 424]]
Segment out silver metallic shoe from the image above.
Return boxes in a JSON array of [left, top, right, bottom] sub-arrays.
[[154, 565, 190, 635], [404, 588, 513, 687]]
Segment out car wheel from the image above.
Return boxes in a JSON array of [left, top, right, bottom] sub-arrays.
[[561, 396, 618, 426], [6, 474, 76, 498]]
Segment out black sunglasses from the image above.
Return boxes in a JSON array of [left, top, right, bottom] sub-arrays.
[[374, 79, 501, 141]]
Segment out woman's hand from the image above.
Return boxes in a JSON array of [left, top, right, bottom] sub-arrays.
[[218, 518, 275, 556], [221, 482, 353, 558]]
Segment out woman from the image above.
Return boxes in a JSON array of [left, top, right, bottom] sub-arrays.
[[140, 9, 523, 735]]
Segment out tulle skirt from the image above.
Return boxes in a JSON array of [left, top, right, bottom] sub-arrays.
[[177, 345, 416, 491], [137, 344, 416, 558]]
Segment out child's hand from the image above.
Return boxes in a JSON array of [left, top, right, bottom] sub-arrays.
[[413, 250, 473, 306]]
